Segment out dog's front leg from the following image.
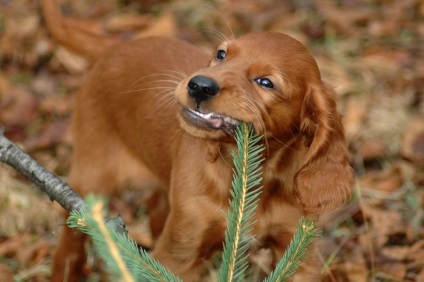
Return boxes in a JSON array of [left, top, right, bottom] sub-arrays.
[[151, 196, 226, 281], [52, 212, 87, 282], [150, 138, 231, 281]]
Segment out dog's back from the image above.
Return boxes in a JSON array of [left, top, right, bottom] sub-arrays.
[[71, 37, 209, 187], [51, 32, 209, 282], [44, 2, 353, 281]]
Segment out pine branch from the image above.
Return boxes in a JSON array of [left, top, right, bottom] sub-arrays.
[[1, 128, 319, 282], [218, 123, 265, 282], [263, 217, 320, 282], [68, 195, 182, 282]]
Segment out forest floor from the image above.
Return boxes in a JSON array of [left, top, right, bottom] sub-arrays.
[[0, 0, 423, 281]]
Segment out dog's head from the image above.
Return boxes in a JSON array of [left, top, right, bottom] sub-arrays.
[[176, 32, 319, 140], [176, 32, 353, 214]]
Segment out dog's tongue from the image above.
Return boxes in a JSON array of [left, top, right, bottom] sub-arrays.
[[207, 117, 224, 128], [186, 109, 236, 130]]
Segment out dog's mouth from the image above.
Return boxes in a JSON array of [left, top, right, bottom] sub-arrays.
[[181, 108, 240, 134]]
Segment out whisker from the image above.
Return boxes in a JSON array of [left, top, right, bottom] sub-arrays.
[[197, 3, 234, 41], [130, 80, 180, 91], [239, 105, 269, 154], [152, 88, 175, 102], [164, 70, 188, 80], [202, 28, 231, 43], [120, 86, 176, 95], [151, 86, 175, 100], [127, 71, 186, 93], [242, 95, 272, 128], [240, 96, 269, 132], [270, 136, 298, 153], [152, 90, 178, 113], [128, 78, 180, 91], [239, 99, 268, 148], [128, 73, 180, 87]]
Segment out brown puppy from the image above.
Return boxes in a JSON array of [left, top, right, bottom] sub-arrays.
[[44, 2, 354, 281]]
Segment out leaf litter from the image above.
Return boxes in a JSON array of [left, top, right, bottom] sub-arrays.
[[0, 0, 423, 281]]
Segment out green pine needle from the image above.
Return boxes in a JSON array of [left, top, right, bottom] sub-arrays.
[[67, 195, 182, 282], [218, 123, 265, 282], [66, 122, 318, 282], [263, 217, 320, 282]]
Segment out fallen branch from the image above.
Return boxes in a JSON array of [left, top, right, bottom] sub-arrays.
[[0, 130, 126, 234]]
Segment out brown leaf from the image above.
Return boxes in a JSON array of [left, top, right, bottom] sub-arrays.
[[5, 13, 40, 40], [356, 139, 388, 161], [359, 165, 404, 193], [38, 96, 72, 116], [343, 97, 368, 143], [105, 14, 151, 33], [407, 240, 424, 262], [378, 262, 407, 281], [54, 46, 89, 74], [0, 233, 31, 257], [381, 246, 410, 261], [0, 264, 14, 282], [400, 117, 424, 166], [0, 86, 37, 141], [0, 74, 11, 97], [24, 120, 71, 151], [16, 238, 52, 267], [135, 13, 177, 38], [417, 268, 424, 282], [360, 205, 405, 248], [343, 251, 368, 282], [317, 1, 376, 35]]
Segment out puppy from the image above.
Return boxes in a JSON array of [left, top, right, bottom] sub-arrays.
[[43, 2, 354, 281]]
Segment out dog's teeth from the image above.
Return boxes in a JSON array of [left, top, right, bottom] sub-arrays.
[[224, 117, 238, 125], [188, 108, 239, 127], [203, 112, 213, 119]]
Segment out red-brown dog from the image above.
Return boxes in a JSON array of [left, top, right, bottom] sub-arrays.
[[43, 1, 353, 281]]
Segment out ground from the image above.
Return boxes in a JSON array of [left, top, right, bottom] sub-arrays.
[[0, 0, 423, 281]]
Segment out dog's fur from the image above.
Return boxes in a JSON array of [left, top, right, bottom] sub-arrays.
[[43, 1, 354, 281]]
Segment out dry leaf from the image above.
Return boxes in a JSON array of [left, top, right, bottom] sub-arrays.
[[0, 264, 14, 282], [0, 86, 37, 140], [135, 13, 177, 38], [343, 97, 368, 142], [408, 240, 424, 262], [381, 246, 410, 261], [54, 46, 89, 74], [105, 14, 151, 32], [343, 251, 368, 282], [360, 205, 405, 248], [356, 139, 387, 161], [400, 117, 424, 166], [378, 262, 407, 281], [359, 165, 404, 193]]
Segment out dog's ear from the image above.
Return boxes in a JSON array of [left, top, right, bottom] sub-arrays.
[[294, 83, 354, 215]]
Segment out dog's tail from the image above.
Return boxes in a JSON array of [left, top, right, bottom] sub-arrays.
[[41, 0, 122, 60]]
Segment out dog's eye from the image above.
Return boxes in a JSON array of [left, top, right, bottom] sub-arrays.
[[216, 49, 227, 60], [255, 78, 274, 89]]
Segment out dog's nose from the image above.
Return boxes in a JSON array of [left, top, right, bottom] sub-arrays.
[[187, 75, 220, 104]]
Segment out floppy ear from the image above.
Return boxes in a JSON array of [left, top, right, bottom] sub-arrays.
[[294, 83, 354, 215]]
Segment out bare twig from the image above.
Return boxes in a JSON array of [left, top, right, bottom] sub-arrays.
[[0, 130, 84, 212], [0, 130, 127, 234]]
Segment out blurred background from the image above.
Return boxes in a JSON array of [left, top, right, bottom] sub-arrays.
[[0, 0, 423, 281]]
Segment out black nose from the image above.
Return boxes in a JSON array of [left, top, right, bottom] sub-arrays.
[[187, 75, 220, 104]]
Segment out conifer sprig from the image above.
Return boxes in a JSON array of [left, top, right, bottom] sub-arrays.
[[67, 196, 182, 282], [66, 123, 319, 282], [218, 123, 265, 282], [263, 217, 320, 282]]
